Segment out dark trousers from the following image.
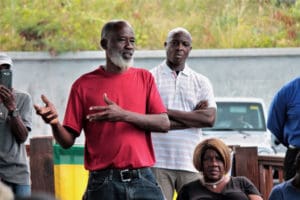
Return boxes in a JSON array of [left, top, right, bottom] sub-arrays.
[[83, 167, 165, 200], [284, 148, 300, 180]]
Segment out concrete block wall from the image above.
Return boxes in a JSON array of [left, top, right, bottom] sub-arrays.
[[4, 48, 300, 143]]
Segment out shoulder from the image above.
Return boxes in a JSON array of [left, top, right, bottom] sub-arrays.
[[72, 67, 101, 87], [14, 90, 32, 101], [283, 78, 299, 90], [193, 70, 211, 83], [77, 67, 101, 80], [131, 67, 151, 74], [269, 182, 286, 200], [232, 176, 249, 181], [289, 76, 300, 86], [230, 176, 261, 196], [130, 67, 155, 81], [149, 61, 166, 75], [278, 77, 300, 96], [149, 65, 159, 73], [230, 176, 258, 190], [13, 89, 31, 96], [231, 176, 253, 184], [185, 66, 212, 83], [272, 180, 293, 191], [271, 181, 286, 191], [288, 77, 300, 92]]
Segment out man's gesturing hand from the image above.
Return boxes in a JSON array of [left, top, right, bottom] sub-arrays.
[[87, 93, 126, 122], [34, 95, 59, 125]]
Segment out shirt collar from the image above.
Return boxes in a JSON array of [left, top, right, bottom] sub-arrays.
[[160, 60, 191, 76]]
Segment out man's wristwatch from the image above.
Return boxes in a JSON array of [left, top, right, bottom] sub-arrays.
[[8, 109, 19, 117]]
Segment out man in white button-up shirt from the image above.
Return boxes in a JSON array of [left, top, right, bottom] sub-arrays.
[[150, 28, 217, 200]]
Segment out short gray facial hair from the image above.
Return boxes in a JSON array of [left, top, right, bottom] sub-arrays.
[[110, 52, 133, 69]]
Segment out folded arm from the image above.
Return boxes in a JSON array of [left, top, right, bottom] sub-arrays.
[[168, 107, 216, 130], [167, 100, 216, 130]]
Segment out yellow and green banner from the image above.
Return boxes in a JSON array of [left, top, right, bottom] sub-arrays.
[[53, 144, 177, 200], [53, 144, 88, 200]]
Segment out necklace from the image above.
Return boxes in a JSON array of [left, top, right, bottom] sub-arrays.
[[202, 176, 226, 189]]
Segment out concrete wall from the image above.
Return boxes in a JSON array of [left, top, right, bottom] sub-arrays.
[[5, 48, 300, 143]]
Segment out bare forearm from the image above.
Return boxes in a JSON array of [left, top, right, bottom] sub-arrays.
[[86, 94, 170, 132], [123, 111, 170, 132], [168, 108, 216, 128], [51, 122, 75, 149], [169, 119, 188, 130], [9, 116, 29, 143]]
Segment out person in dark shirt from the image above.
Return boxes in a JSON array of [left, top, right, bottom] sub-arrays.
[[177, 138, 263, 200]]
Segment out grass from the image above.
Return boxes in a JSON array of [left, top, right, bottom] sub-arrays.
[[0, 0, 299, 54]]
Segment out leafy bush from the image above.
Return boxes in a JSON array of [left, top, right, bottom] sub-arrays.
[[0, 0, 299, 53]]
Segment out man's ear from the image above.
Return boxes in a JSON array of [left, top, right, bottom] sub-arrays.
[[100, 39, 107, 50], [164, 42, 167, 48]]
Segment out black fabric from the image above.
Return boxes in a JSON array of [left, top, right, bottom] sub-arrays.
[[176, 176, 261, 200], [284, 148, 300, 180]]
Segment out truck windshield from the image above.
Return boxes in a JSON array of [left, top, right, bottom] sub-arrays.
[[205, 102, 266, 131]]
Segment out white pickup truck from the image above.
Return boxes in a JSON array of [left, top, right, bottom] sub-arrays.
[[202, 97, 276, 155]]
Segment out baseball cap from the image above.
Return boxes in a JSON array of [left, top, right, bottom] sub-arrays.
[[0, 53, 13, 67]]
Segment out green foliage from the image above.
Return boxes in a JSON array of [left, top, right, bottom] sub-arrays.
[[1, 0, 299, 53]]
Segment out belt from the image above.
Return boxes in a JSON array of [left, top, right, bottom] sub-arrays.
[[90, 168, 148, 182]]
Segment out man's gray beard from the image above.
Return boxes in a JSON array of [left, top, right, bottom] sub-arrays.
[[110, 54, 133, 69]]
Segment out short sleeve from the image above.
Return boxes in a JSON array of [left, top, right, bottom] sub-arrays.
[[238, 176, 261, 196]]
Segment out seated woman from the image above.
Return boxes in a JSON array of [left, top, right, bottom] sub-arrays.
[[176, 138, 263, 200]]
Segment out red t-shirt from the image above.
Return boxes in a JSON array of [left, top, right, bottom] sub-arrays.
[[63, 67, 166, 170]]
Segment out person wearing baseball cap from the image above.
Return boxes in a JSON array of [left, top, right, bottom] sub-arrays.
[[0, 53, 13, 68], [0, 53, 33, 198]]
